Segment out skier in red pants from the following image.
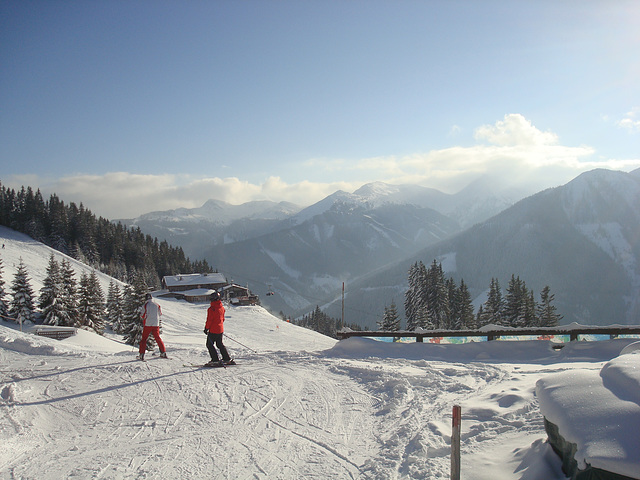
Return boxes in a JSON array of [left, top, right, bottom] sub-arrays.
[[137, 293, 167, 360]]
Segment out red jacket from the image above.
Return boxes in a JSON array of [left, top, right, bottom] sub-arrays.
[[205, 300, 225, 334]]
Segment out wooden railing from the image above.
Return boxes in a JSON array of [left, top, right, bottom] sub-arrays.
[[336, 325, 640, 343]]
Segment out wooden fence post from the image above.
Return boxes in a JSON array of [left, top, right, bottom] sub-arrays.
[[451, 405, 461, 480]]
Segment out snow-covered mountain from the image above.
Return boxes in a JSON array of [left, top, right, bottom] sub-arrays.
[[116, 199, 301, 258], [204, 201, 461, 316], [290, 177, 526, 228], [128, 199, 301, 225], [332, 168, 640, 328], [117, 177, 528, 261]]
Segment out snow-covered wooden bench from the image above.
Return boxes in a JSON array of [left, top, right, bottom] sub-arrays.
[[34, 326, 78, 340]]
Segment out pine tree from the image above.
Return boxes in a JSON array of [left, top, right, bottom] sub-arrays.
[[404, 262, 423, 330], [537, 285, 562, 327], [9, 258, 35, 326], [479, 278, 505, 327], [59, 259, 79, 326], [0, 256, 8, 319], [426, 260, 450, 330], [523, 290, 537, 327], [78, 271, 105, 334], [414, 261, 431, 329], [476, 305, 484, 328], [46, 194, 69, 253], [447, 277, 461, 330], [457, 279, 476, 330], [106, 280, 125, 333], [504, 275, 537, 328], [122, 273, 153, 349], [380, 301, 401, 332], [416, 303, 433, 330], [39, 254, 65, 325], [504, 275, 524, 328]]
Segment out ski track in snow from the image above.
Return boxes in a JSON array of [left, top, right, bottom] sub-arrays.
[[0, 342, 572, 480]]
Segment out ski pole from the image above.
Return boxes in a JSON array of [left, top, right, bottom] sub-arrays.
[[224, 333, 257, 353]]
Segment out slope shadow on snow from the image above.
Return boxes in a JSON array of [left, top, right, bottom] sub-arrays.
[[4, 361, 194, 407]]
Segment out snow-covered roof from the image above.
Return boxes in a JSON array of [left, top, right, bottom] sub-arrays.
[[162, 273, 226, 287], [176, 288, 217, 297]]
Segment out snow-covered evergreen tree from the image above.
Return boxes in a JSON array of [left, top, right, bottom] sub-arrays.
[[537, 285, 562, 327], [504, 275, 537, 328], [447, 277, 460, 329], [476, 305, 484, 328], [78, 270, 105, 334], [122, 273, 153, 349], [0, 256, 8, 319], [39, 254, 65, 325], [9, 258, 35, 326], [523, 290, 537, 328], [416, 303, 433, 330], [413, 261, 431, 329], [447, 278, 474, 330], [59, 259, 79, 327], [479, 277, 505, 327], [457, 279, 475, 330], [404, 262, 422, 330], [380, 301, 401, 332], [425, 260, 450, 330], [106, 280, 125, 333]]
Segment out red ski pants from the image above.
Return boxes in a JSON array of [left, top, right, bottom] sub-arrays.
[[139, 326, 165, 354]]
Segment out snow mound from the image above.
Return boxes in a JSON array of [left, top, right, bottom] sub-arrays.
[[536, 354, 640, 478]]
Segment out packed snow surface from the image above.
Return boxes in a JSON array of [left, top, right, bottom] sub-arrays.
[[1, 226, 640, 479]]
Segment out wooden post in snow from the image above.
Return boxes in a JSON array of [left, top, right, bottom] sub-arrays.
[[451, 405, 461, 480]]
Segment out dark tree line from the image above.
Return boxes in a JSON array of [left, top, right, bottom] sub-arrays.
[[404, 260, 475, 331], [0, 183, 211, 288], [402, 260, 562, 332], [292, 306, 362, 339], [476, 275, 563, 329]]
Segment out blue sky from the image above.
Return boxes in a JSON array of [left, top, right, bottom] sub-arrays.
[[1, 0, 639, 218]]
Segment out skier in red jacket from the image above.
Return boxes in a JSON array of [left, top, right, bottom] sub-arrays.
[[203, 291, 234, 367]]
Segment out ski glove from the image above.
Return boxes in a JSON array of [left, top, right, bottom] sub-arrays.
[[203, 328, 209, 335]]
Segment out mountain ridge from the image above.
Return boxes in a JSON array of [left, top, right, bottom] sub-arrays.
[[327, 168, 640, 328]]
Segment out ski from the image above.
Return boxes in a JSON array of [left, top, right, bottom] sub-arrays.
[[184, 361, 237, 368]]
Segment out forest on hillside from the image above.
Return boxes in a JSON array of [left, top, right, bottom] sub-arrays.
[[0, 183, 211, 287]]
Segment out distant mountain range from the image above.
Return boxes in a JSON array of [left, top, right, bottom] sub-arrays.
[[117, 199, 301, 259], [118, 168, 640, 328], [322, 168, 640, 328]]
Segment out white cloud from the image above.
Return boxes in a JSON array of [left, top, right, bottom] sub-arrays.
[[616, 107, 640, 133], [6, 114, 640, 219], [3, 173, 358, 219], [448, 124, 462, 138], [474, 113, 558, 146]]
